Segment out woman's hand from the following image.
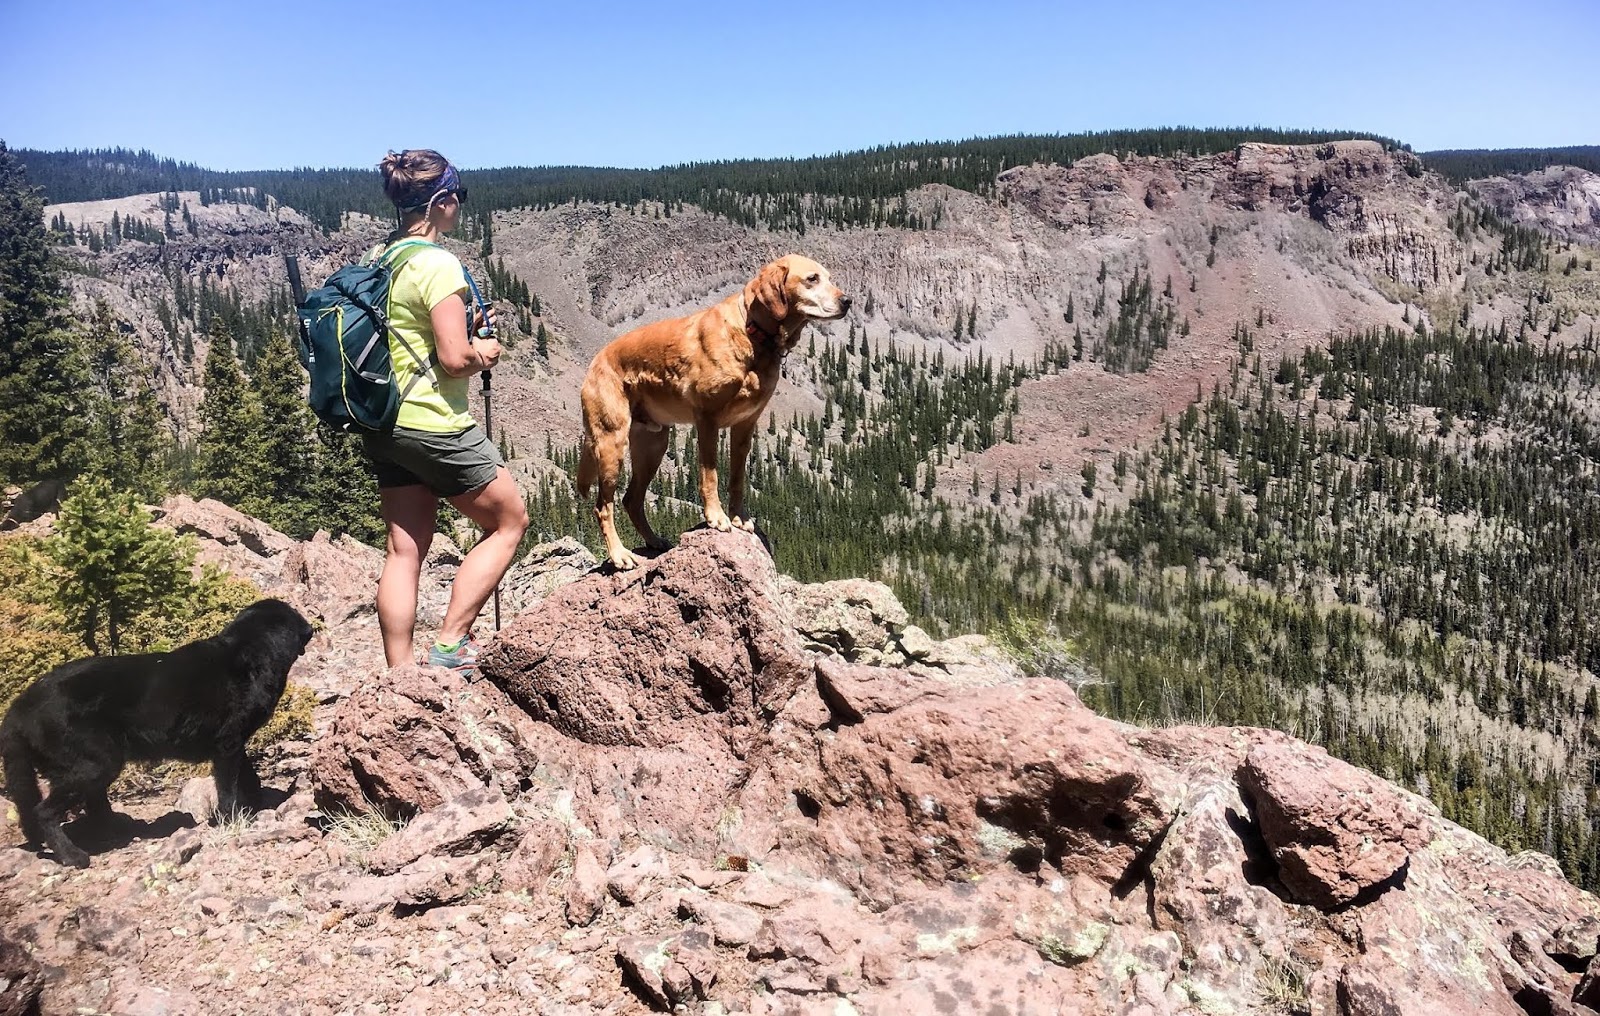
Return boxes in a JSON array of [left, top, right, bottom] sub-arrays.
[[475, 338, 503, 371]]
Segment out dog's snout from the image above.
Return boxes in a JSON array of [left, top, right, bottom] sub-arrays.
[[838, 295, 853, 314]]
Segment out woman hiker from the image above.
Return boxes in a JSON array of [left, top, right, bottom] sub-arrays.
[[364, 148, 527, 675]]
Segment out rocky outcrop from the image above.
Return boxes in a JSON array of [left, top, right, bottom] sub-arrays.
[[1240, 741, 1431, 908], [10, 527, 1600, 1015], [277, 531, 382, 625], [481, 529, 808, 751], [768, 657, 1178, 901], [148, 496, 464, 633], [474, 532, 1600, 1012], [312, 664, 540, 820], [151, 495, 295, 587], [500, 536, 599, 615], [1471, 165, 1600, 245], [1222, 141, 1409, 227], [997, 140, 1451, 296]]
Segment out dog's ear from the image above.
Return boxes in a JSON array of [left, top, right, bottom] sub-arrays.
[[753, 260, 790, 322]]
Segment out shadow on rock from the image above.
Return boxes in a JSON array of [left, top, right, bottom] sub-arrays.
[[58, 809, 197, 856]]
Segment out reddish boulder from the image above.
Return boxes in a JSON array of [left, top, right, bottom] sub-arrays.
[[766, 658, 1178, 899], [312, 664, 540, 820], [480, 529, 810, 752], [278, 530, 381, 625], [565, 842, 608, 927], [362, 785, 517, 875], [616, 930, 716, 1011], [501, 536, 598, 615], [498, 817, 567, 894], [1239, 741, 1431, 909]]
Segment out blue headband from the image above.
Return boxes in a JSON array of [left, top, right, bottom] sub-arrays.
[[396, 164, 464, 213]]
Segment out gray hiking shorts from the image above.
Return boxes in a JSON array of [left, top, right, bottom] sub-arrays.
[[362, 425, 503, 498]]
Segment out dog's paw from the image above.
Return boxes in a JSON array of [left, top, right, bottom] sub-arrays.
[[55, 846, 91, 869], [705, 511, 734, 533], [732, 516, 757, 533], [644, 534, 673, 552], [608, 548, 642, 570]]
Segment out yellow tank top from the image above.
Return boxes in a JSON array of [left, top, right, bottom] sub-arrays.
[[379, 240, 475, 433]]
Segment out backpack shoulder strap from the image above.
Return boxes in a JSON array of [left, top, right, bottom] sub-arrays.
[[376, 240, 447, 399], [378, 239, 439, 273]]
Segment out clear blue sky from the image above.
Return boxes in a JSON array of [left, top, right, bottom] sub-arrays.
[[2, 0, 1595, 170]]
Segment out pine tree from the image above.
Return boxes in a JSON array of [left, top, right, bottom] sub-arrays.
[[248, 330, 316, 534], [0, 141, 93, 486], [81, 301, 170, 502], [304, 424, 385, 547], [48, 476, 192, 654], [536, 322, 550, 359], [195, 327, 269, 507]]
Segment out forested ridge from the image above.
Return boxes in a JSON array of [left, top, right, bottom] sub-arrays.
[[18, 127, 1402, 232], [1423, 146, 1600, 185]]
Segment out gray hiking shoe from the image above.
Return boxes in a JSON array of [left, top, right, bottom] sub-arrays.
[[426, 635, 482, 676]]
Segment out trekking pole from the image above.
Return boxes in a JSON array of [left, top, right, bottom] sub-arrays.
[[482, 368, 500, 632], [463, 269, 502, 632], [284, 254, 309, 340]]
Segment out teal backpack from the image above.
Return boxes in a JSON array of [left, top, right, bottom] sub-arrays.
[[290, 239, 440, 433]]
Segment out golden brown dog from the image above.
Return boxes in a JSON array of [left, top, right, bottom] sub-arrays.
[[577, 254, 850, 569]]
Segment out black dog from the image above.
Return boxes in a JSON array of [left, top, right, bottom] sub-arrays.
[[0, 598, 313, 867]]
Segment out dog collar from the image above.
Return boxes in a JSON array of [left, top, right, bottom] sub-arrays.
[[745, 299, 782, 347]]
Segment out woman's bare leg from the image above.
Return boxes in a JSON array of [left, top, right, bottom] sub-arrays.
[[440, 467, 528, 642], [377, 484, 437, 667]]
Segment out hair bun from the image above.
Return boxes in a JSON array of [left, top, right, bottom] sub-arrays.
[[379, 149, 450, 210]]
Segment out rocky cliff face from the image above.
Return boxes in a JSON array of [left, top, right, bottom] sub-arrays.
[[1471, 165, 1600, 245], [5, 507, 1598, 1015], [998, 141, 1448, 292]]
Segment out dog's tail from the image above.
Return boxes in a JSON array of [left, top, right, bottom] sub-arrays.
[[0, 722, 41, 844]]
